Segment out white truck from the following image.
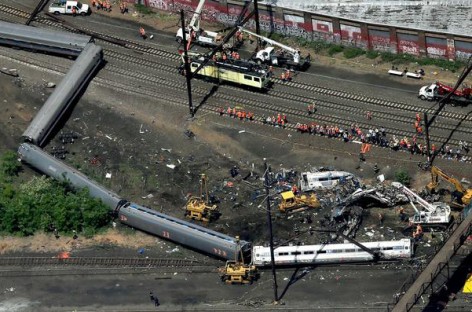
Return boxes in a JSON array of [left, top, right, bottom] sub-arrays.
[[176, 0, 222, 47], [238, 27, 311, 70], [49, 1, 90, 16], [392, 182, 451, 228], [418, 81, 472, 106]]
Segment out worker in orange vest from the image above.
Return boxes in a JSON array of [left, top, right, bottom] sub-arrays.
[[139, 27, 147, 40], [71, 6, 77, 15], [280, 72, 286, 81]]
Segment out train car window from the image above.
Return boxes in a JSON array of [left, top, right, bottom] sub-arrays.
[[254, 77, 260, 82], [345, 249, 356, 252], [244, 75, 253, 80], [291, 251, 302, 255], [191, 63, 198, 68], [303, 251, 314, 255], [405, 246, 409, 250], [382, 247, 393, 250], [278, 252, 289, 256], [317, 250, 326, 254]]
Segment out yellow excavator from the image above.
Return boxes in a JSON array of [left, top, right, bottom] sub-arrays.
[[219, 237, 258, 285], [426, 166, 472, 208], [278, 191, 320, 214], [185, 174, 220, 222]]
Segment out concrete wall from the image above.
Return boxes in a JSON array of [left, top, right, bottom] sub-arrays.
[[142, 0, 472, 61]]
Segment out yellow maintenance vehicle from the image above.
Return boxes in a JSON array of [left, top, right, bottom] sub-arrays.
[[278, 191, 320, 214], [219, 237, 258, 285], [426, 166, 472, 208], [185, 174, 220, 222]]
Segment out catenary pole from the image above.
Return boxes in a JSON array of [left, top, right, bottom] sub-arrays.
[[264, 159, 278, 303], [180, 9, 194, 117]]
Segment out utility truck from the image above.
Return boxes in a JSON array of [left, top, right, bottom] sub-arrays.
[[238, 27, 311, 70], [49, 0, 90, 15], [176, 0, 222, 47], [392, 182, 451, 229], [418, 81, 472, 106]]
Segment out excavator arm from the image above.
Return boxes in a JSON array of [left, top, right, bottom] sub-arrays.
[[428, 166, 466, 193]]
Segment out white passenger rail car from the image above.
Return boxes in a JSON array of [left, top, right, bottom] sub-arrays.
[[252, 239, 412, 266]]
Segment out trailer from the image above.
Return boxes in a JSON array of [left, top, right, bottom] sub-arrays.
[[418, 81, 472, 106]]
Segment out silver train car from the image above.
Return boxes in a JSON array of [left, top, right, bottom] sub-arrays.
[[252, 239, 413, 266], [18, 143, 122, 209], [18, 143, 250, 261], [0, 21, 92, 57], [22, 43, 103, 146], [118, 203, 251, 261]]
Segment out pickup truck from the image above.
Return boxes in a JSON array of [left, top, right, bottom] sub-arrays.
[[49, 1, 90, 15]]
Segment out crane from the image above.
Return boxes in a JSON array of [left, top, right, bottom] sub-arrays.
[[392, 182, 451, 228], [426, 166, 472, 207], [176, 0, 222, 46], [185, 174, 220, 222], [238, 26, 311, 70]]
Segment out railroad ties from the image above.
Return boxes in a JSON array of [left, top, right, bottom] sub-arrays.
[[0, 257, 199, 268]]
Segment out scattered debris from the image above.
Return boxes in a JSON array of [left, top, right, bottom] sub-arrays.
[[105, 173, 112, 179], [46, 82, 56, 88], [166, 164, 176, 169], [0, 67, 18, 77]]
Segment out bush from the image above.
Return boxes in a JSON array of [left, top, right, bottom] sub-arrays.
[[365, 50, 380, 59], [328, 45, 344, 56], [0, 151, 21, 182], [343, 47, 365, 59], [395, 169, 411, 187]]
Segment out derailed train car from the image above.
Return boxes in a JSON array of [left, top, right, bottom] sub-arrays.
[[119, 203, 251, 260], [22, 43, 103, 147], [18, 143, 122, 209], [18, 143, 251, 261], [0, 20, 92, 57], [252, 238, 413, 266]]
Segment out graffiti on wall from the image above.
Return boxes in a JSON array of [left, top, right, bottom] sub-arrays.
[[312, 19, 336, 42], [455, 40, 472, 60], [340, 24, 362, 46], [425, 37, 447, 59], [148, 0, 170, 10], [397, 33, 419, 55], [369, 29, 390, 52]]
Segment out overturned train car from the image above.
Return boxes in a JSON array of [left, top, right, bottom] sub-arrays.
[[22, 43, 103, 147], [18, 143, 250, 261], [0, 20, 92, 57]]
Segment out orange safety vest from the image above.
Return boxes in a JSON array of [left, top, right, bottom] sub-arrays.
[[139, 27, 145, 36]]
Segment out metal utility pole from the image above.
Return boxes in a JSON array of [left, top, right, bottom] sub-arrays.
[[254, 0, 260, 49], [26, 0, 48, 25], [264, 159, 278, 303], [424, 112, 432, 165], [180, 9, 194, 118]]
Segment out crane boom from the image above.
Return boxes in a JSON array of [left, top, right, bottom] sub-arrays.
[[188, 0, 206, 31], [238, 27, 297, 55], [392, 182, 436, 213]]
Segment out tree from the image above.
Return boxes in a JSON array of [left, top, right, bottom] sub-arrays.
[[395, 169, 411, 187], [0, 151, 21, 182]]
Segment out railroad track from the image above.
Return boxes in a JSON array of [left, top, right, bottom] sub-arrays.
[[1, 4, 471, 158], [0, 256, 204, 268]]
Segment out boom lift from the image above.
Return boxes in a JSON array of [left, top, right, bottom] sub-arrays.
[[392, 182, 451, 228], [278, 191, 320, 214], [176, 0, 222, 47], [426, 166, 472, 207], [219, 236, 258, 284], [185, 174, 220, 222], [238, 27, 311, 70]]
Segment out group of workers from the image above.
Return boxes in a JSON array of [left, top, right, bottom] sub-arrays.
[[217, 107, 255, 121], [263, 113, 288, 127], [91, 0, 112, 12]]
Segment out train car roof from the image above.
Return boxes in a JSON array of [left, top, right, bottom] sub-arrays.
[[0, 21, 92, 47], [191, 57, 267, 76]]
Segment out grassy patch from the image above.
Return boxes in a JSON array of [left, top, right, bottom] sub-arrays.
[[366, 50, 380, 59], [328, 45, 344, 56], [343, 47, 365, 59], [135, 4, 154, 15]]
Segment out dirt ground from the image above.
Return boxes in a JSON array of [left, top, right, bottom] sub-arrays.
[[0, 3, 470, 257]]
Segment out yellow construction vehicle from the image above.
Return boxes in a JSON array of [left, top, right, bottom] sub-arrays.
[[219, 237, 258, 285], [185, 174, 220, 222], [278, 191, 320, 214], [426, 166, 472, 208]]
